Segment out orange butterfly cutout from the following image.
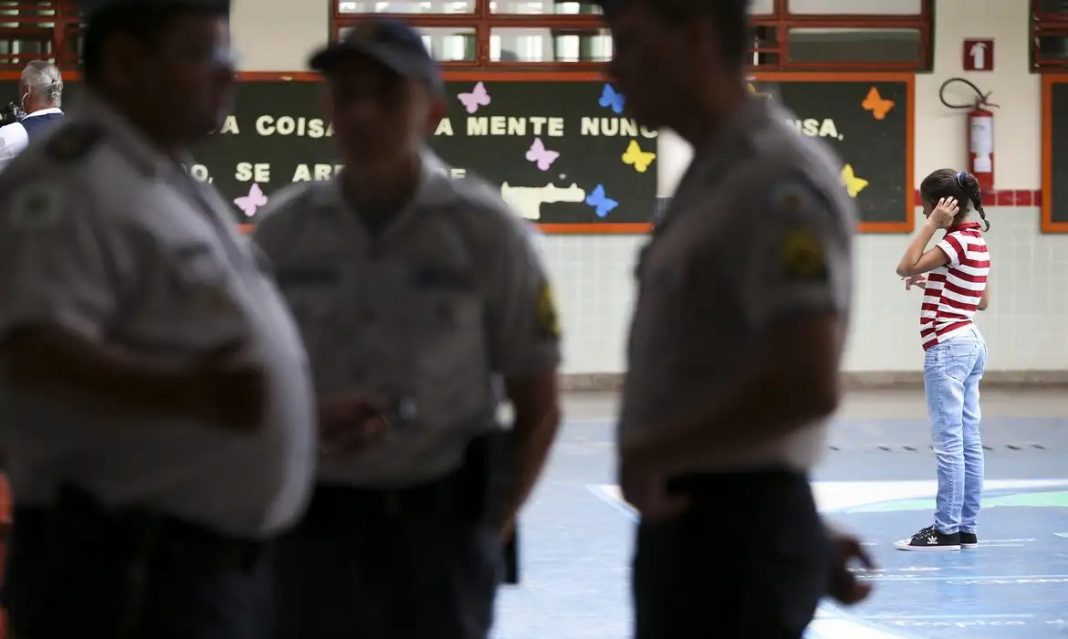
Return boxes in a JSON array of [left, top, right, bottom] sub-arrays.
[[862, 87, 895, 121]]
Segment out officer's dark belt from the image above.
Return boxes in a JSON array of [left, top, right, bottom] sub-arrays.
[[302, 469, 480, 530], [17, 486, 265, 572]]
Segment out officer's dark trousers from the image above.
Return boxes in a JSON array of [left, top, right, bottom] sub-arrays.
[[633, 470, 829, 639], [4, 502, 273, 639], [273, 483, 501, 639]]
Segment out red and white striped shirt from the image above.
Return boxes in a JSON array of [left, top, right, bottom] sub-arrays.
[[920, 222, 989, 350]]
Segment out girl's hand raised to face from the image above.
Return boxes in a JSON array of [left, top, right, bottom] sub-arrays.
[[928, 197, 959, 229]]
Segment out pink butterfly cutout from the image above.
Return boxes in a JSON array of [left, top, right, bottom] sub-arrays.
[[234, 183, 269, 218], [458, 82, 491, 114], [526, 137, 560, 172]]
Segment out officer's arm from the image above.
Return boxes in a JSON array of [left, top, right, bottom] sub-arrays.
[[0, 182, 253, 426], [499, 371, 561, 533], [483, 209, 563, 534], [4, 326, 204, 417]]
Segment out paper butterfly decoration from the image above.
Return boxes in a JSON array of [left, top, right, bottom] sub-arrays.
[[622, 140, 656, 174], [526, 137, 561, 172], [840, 164, 869, 198], [599, 84, 625, 115], [234, 183, 269, 218], [458, 82, 491, 114], [586, 184, 619, 218], [862, 87, 895, 121]]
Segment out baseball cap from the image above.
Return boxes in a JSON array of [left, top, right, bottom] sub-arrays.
[[309, 19, 444, 96]]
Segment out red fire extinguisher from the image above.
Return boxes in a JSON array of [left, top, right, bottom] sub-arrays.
[[941, 78, 998, 193]]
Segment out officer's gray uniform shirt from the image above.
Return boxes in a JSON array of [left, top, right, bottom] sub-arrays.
[[0, 93, 317, 539], [255, 154, 561, 488], [619, 97, 855, 472]]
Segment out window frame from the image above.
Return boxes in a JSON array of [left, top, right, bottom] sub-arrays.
[[1033, 0, 1068, 71], [0, 0, 81, 70], [332, 0, 934, 71]]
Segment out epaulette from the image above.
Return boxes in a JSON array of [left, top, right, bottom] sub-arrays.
[[45, 123, 104, 163]]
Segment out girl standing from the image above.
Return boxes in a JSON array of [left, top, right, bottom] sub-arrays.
[[894, 169, 991, 551]]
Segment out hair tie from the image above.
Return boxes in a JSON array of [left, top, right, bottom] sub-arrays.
[[956, 171, 967, 187]]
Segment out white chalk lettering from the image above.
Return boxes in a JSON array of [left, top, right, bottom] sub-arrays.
[[256, 115, 331, 138], [219, 116, 239, 135], [236, 162, 271, 182], [189, 164, 211, 182], [435, 118, 454, 136]]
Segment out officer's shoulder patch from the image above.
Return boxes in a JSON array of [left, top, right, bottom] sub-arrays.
[[769, 179, 820, 216], [45, 123, 104, 163], [780, 226, 826, 281], [10, 182, 64, 229], [535, 282, 561, 340]]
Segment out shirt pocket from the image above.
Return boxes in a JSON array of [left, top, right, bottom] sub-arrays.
[[274, 266, 345, 357], [158, 243, 246, 337], [401, 290, 489, 428]]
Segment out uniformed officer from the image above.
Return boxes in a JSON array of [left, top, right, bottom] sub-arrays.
[[254, 19, 562, 639], [0, 2, 316, 637], [592, 0, 874, 636], [0, 61, 66, 171]]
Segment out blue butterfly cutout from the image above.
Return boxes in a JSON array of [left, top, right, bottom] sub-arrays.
[[586, 184, 619, 218], [599, 84, 625, 115]]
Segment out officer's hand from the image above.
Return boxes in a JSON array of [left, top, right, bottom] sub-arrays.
[[318, 394, 388, 459], [187, 341, 266, 432], [827, 530, 876, 606], [619, 448, 690, 523], [928, 197, 958, 229]]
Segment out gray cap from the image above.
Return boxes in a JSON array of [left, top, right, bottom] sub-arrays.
[[310, 18, 444, 96]]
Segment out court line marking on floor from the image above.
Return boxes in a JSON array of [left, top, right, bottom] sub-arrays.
[[857, 573, 1068, 584], [855, 614, 1035, 620]]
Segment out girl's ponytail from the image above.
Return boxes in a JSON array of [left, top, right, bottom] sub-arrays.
[[957, 171, 989, 231]]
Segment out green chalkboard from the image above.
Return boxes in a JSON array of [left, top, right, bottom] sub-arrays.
[[0, 74, 914, 232], [751, 76, 913, 231], [197, 79, 659, 230], [1047, 80, 1068, 230]]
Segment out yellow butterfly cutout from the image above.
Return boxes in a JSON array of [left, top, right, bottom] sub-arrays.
[[841, 164, 869, 198], [747, 82, 772, 99], [622, 140, 656, 174]]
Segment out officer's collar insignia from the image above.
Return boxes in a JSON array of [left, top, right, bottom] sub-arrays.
[[46, 123, 104, 163]]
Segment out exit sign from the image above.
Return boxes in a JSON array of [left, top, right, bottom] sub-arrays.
[[964, 39, 994, 71]]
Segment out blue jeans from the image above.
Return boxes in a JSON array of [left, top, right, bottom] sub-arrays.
[[924, 325, 988, 535]]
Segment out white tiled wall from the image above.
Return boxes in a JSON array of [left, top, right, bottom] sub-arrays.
[[535, 235, 644, 374], [542, 210, 1068, 374], [845, 210, 1068, 372]]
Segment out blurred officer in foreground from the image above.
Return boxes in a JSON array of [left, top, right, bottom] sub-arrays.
[[255, 18, 562, 639], [595, 0, 874, 636], [0, 1, 316, 637], [0, 60, 66, 170]]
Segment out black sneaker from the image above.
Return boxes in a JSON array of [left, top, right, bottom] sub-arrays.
[[895, 525, 961, 551], [960, 532, 978, 548]]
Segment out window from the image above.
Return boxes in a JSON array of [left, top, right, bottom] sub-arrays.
[[0, 0, 80, 70], [750, 0, 932, 70], [334, 0, 932, 70], [1033, 0, 1068, 70], [333, 0, 604, 69]]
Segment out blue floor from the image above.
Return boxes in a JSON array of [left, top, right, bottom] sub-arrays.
[[493, 413, 1068, 639]]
